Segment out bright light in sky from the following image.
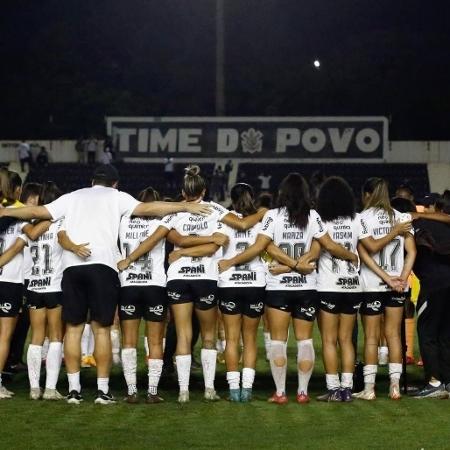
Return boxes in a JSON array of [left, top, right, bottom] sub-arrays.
[[313, 59, 321, 68]]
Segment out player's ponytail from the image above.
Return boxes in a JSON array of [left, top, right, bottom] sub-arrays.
[[182, 165, 206, 199], [230, 183, 257, 217], [362, 177, 395, 224], [277, 173, 311, 229], [0, 168, 20, 206], [138, 186, 160, 203]]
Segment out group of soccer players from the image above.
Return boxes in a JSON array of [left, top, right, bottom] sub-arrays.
[[0, 163, 448, 404]]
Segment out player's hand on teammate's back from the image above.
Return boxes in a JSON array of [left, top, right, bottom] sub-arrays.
[[71, 242, 91, 258], [393, 220, 412, 236], [218, 259, 232, 273], [117, 257, 131, 272]]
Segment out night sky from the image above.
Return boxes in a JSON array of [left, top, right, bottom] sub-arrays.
[[1, 0, 449, 140]]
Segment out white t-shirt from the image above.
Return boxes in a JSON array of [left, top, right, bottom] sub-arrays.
[[258, 175, 272, 190], [259, 208, 327, 291], [0, 219, 27, 284], [161, 201, 228, 282], [45, 186, 140, 271], [359, 207, 412, 292], [118, 215, 166, 287], [27, 219, 64, 293], [316, 214, 367, 292], [23, 248, 33, 280], [17, 142, 30, 159], [217, 212, 265, 288]]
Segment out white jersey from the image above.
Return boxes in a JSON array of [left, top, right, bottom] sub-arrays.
[[217, 212, 265, 288], [118, 215, 166, 287], [161, 201, 228, 282], [27, 219, 64, 293], [23, 248, 33, 280], [359, 207, 412, 292], [317, 214, 366, 292], [0, 218, 27, 284], [259, 208, 327, 291]]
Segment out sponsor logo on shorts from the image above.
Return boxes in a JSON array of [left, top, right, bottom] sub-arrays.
[[0, 302, 12, 313], [148, 305, 164, 316], [178, 265, 205, 274], [366, 300, 382, 312], [250, 302, 264, 313], [391, 296, 405, 304], [221, 301, 236, 312], [353, 302, 362, 310], [300, 306, 316, 317], [126, 273, 152, 281], [320, 300, 335, 310], [167, 291, 181, 300], [120, 305, 136, 316], [280, 275, 307, 284], [200, 294, 215, 305]]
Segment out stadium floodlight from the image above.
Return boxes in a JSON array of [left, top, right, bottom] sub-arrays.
[[313, 59, 321, 69]]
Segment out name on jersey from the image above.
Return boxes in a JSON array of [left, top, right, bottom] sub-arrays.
[[235, 230, 251, 238], [126, 272, 152, 281], [125, 231, 148, 240], [38, 232, 55, 242], [333, 231, 353, 240], [29, 277, 51, 288], [282, 231, 303, 239], [230, 272, 256, 281], [183, 222, 208, 233], [373, 226, 392, 236], [336, 276, 360, 289], [280, 275, 307, 284], [178, 265, 205, 274]]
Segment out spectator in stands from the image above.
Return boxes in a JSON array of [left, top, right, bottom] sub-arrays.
[[17, 140, 32, 172], [86, 137, 98, 165], [257, 171, 272, 192], [164, 157, 175, 190], [309, 170, 327, 208], [99, 147, 113, 165], [237, 169, 247, 183], [36, 146, 49, 167], [224, 160, 233, 189], [103, 136, 115, 162], [395, 182, 415, 203], [75, 137, 85, 164]]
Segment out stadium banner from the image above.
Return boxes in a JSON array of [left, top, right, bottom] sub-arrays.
[[106, 117, 388, 160]]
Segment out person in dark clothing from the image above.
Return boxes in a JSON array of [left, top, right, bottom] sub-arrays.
[[412, 197, 450, 398]]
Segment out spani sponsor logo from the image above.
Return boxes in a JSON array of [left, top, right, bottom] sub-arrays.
[[121, 305, 136, 316], [29, 278, 51, 288], [336, 276, 360, 288], [280, 275, 307, 284], [0, 302, 12, 313], [230, 273, 256, 281], [148, 305, 164, 316], [178, 265, 205, 274], [126, 272, 152, 281]]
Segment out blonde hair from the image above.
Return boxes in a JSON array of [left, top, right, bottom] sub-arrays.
[[362, 177, 395, 224], [182, 165, 206, 199]]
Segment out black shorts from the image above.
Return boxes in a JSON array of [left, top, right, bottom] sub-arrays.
[[27, 291, 62, 310], [360, 291, 407, 316], [166, 279, 217, 311], [318, 292, 361, 315], [219, 287, 265, 318], [61, 264, 120, 326], [265, 290, 318, 321], [119, 286, 167, 322], [0, 281, 23, 317]]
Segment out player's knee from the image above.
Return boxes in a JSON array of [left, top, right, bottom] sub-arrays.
[[202, 338, 215, 349], [274, 356, 287, 367], [298, 359, 313, 372]]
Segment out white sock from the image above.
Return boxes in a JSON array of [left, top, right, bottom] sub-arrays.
[[270, 340, 287, 396], [176, 354, 191, 392], [363, 364, 378, 389], [264, 332, 271, 358], [87, 326, 95, 355], [111, 328, 121, 357], [389, 363, 402, 382], [378, 346, 388, 360], [143, 336, 149, 358], [121, 348, 137, 394], [27, 344, 43, 389], [201, 348, 217, 390], [242, 367, 255, 389], [325, 373, 340, 390], [42, 337, 50, 360], [341, 372, 353, 389], [221, 339, 226, 352], [226, 371, 240, 390], [148, 359, 163, 395], [97, 377, 109, 394], [297, 339, 314, 395], [68, 371, 81, 393], [216, 339, 223, 352], [45, 342, 62, 390], [81, 324, 91, 357]]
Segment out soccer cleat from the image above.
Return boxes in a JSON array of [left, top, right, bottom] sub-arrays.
[[204, 388, 220, 402], [240, 388, 253, 403], [413, 383, 449, 399], [43, 389, 64, 400], [228, 389, 241, 402], [0, 386, 13, 399], [405, 356, 415, 365], [124, 393, 139, 404], [296, 391, 310, 404], [353, 389, 376, 401], [29, 388, 42, 400], [146, 393, 164, 404], [178, 390, 190, 403], [66, 390, 83, 404], [340, 387, 353, 402], [94, 390, 116, 405], [316, 389, 341, 402], [389, 382, 401, 400], [268, 392, 288, 404], [81, 355, 96, 368]]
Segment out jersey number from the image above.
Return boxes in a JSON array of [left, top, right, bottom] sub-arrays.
[[331, 242, 355, 274], [30, 244, 53, 276], [123, 243, 153, 272], [379, 238, 401, 272], [278, 243, 306, 259], [235, 242, 250, 271]]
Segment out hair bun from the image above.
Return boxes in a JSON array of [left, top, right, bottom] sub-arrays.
[[184, 165, 200, 177]]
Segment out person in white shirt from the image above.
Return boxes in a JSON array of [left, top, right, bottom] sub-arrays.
[[315, 177, 410, 402], [0, 164, 212, 405], [219, 173, 358, 404], [118, 165, 267, 403], [258, 173, 272, 192], [17, 141, 31, 172], [355, 177, 416, 401]]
